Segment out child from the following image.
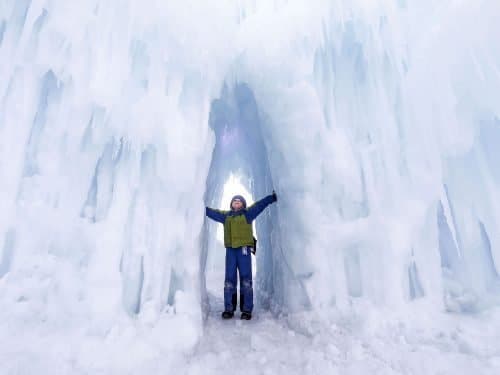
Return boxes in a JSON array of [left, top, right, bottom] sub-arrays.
[[205, 191, 277, 320]]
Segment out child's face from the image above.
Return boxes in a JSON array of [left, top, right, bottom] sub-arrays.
[[231, 199, 243, 211]]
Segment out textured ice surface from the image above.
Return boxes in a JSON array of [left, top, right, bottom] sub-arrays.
[[0, 0, 500, 373]]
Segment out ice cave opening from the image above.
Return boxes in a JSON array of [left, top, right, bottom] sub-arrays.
[[200, 83, 281, 317]]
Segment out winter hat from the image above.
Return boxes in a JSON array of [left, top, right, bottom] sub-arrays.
[[230, 195, 247, 209]]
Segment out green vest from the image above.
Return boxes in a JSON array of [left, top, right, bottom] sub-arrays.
[[224, 212, 254, 248]]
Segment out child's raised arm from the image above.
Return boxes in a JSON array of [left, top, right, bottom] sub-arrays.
[[205, 207, 228, 223], [245, 192, 277, 222]]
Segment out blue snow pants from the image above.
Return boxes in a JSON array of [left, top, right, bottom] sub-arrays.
[[224, 246, 253, 313]]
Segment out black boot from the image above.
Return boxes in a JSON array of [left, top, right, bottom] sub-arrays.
[[240, 311, 252, 320], [221, 311, 234, 319]]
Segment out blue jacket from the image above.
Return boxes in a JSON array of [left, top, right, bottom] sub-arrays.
[[206, 194, 276, 248]]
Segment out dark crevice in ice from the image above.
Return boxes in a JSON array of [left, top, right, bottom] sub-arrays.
[[32, 8, 48, 34], [437, 201, 460, 270], [118, 147, 158, 315], [0, 229, 16, 279], [121, 253, 144, 315], [408, 257, 425, 300], [9, 0, 31, 44], [81, 139, 124, 222], [23, 70, 62, 177], [478, 221, 499, 282], [0, 20, 6, 47], [167, 269, 183, 307]]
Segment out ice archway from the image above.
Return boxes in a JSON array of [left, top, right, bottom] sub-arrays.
[[201, 83, 309, 316]]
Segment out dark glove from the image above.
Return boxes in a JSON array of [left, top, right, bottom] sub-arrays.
[[271, 190, 277, 202]]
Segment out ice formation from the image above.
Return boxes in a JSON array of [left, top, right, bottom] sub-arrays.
[[1, 0, 499, 373]]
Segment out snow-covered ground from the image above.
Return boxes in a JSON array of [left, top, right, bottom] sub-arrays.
[[3, 291, 499, 374], [182, 260, 500, 375], [192, 297, 500, 375], [1, 0, 500, 373]]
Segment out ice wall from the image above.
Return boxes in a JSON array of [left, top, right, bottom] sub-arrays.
[[1, 0, 500, 371], [0, 1, 234, 370]]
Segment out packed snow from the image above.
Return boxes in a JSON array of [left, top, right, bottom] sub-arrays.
[[1, 0, 500, 373]]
